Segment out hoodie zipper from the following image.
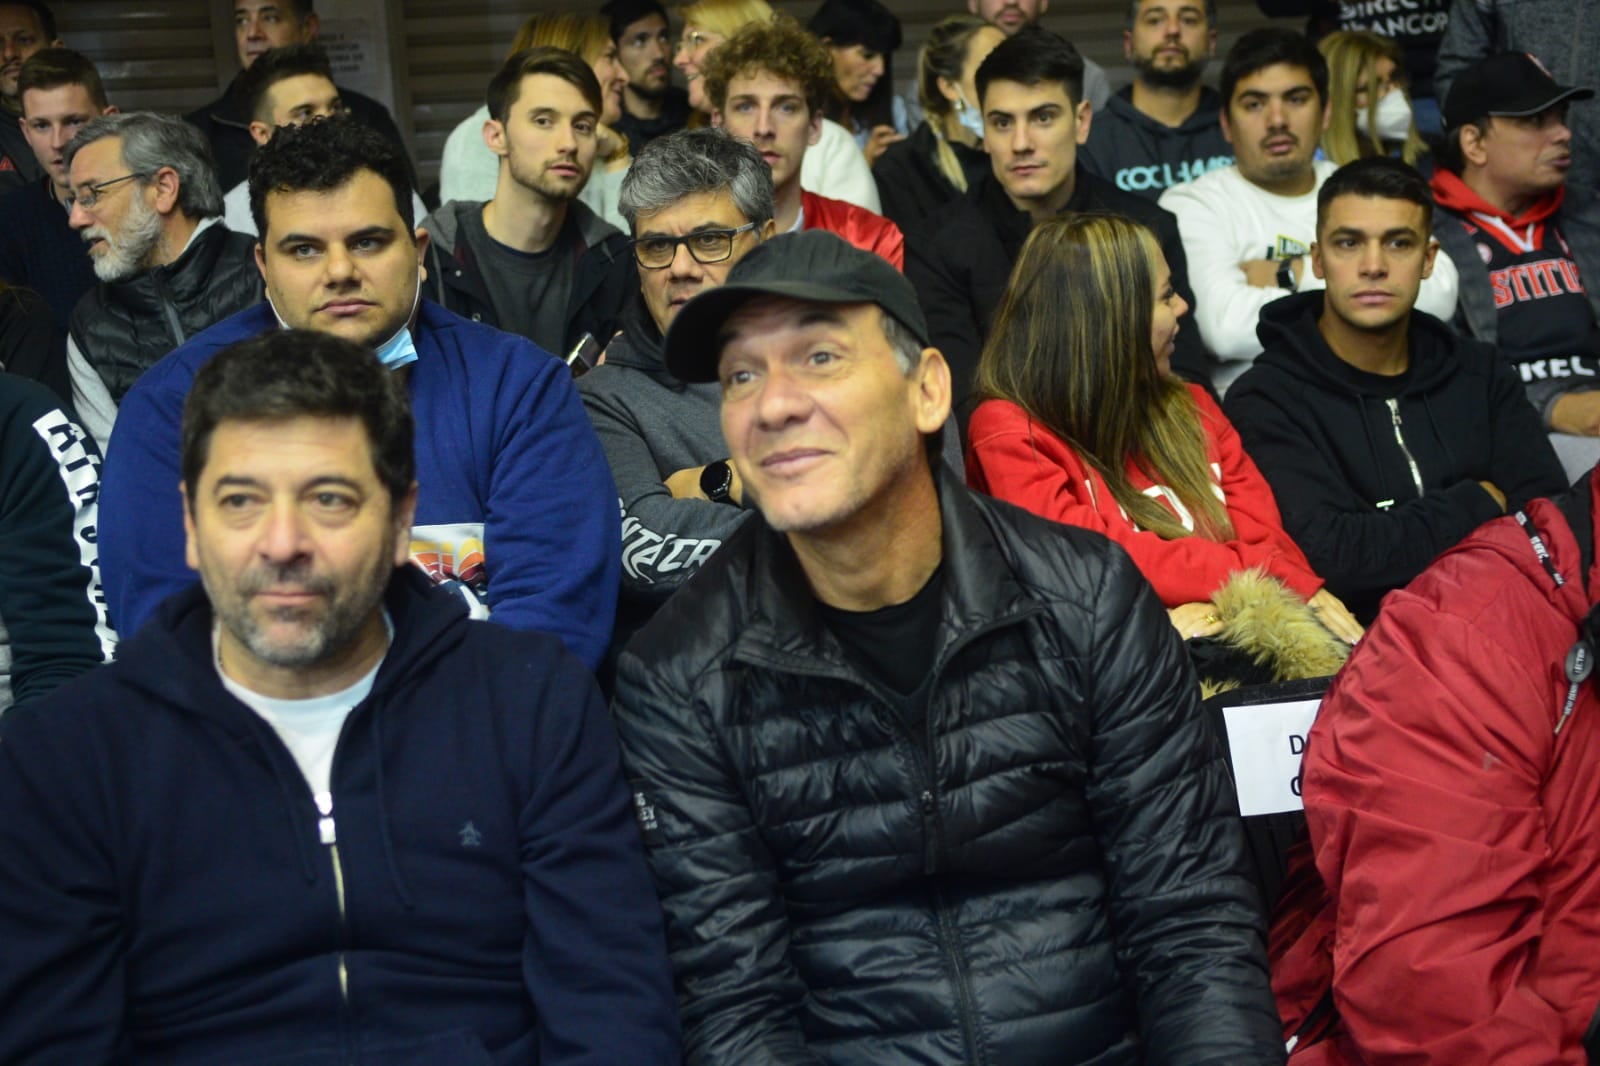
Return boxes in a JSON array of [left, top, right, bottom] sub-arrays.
[[1385, 399, 1425, 498], [315, 790, 351, 1006]]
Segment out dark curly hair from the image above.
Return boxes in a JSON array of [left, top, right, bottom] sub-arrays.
[[248, 113, 414, 239], [182, 329, 415, 508]]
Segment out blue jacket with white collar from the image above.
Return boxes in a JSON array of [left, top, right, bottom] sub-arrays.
[[97, 300, 620, 670]]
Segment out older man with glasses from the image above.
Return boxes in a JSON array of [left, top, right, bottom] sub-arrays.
[[576, 127, 774, 679]]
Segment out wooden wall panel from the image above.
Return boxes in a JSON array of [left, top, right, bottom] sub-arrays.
[[54, 1, 229, 116]]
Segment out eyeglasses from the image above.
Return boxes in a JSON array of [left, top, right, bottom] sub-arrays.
[[67, 173, 144, 210], [633, 223, 760, 269]]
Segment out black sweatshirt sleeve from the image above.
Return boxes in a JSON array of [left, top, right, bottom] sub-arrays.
[[0, 373, 115, 708]]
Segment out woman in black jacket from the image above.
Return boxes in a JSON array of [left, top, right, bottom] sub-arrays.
[[872, 15, 1003, 233]]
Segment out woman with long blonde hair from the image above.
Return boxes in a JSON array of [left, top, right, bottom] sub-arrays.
[[1318, 31, 1427, 167], [967, 213, 1362, 646], [438, 12, 632, 223], [872, 14, 1004, 232]]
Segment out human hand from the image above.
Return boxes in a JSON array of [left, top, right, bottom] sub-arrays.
[[1308, 588, 1364, 645], [1240, 257, 1282, 288], [863, 125, 906, 167], [1549, 391, 1600, 436], [1168, 601, 1225, 640]]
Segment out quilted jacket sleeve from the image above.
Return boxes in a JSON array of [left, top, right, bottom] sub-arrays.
[[611, 648, 823, 1066], [1081, 541, 1286, 1064], [1304, 583, 1580, 1063]]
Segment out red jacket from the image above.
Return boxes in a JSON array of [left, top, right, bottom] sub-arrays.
[[1274, 476, 1600, 1064], [801, 190, 904, 270], [965, 385, 1321, 606]]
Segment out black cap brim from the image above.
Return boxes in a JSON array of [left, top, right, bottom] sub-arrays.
[[1488, 85, 1595, 117], [663, 278, 884, 384]]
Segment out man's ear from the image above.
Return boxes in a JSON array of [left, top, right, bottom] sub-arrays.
[[1460, 123, 1489, 168], [102, 104, 120, 116], [248, 119, 273, 147], [1122, 30, 1133, 62], [254, 239, 268, 281], [1074, 98, 1092, 145], [300, 12, 321, 41], [711, 109, 725, 129], [1309, 240, 1325, 281], [392, 483, 419, 566], [1421, 236, 1439, 280], [807, 110, 822, 147], [149, 165, 181, 215], [482, 117, 508, 157], [1219, 107, 1234, 146], [413, 227, 430, 282], [758, 217, 777, 240], [913, 346, 953, 434], [1206, 29, 1217, 57], [180, 481, 201, 574]]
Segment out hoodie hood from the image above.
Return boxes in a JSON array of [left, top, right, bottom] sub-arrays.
[[1254, 289, 1465, 396], [1103, 85, 1226, 137], [1431, 167, 1565, 230], [601, 293, 681, 384]]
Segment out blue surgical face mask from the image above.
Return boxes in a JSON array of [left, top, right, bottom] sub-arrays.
[[955, 90, 985, 141], [266, 273, 422, 371]]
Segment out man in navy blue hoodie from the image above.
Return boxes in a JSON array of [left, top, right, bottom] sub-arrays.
[[95, 115, 621, 670], [0, 329, 681, 1064]]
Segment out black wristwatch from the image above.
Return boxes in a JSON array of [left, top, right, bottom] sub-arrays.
[[700, 459, 735, 504], [1276, 257, 1297, 292]]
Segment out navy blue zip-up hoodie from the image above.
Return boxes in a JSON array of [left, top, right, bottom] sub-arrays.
[[0, 567, 681, 1065], [1225, 290, 1566, 622]]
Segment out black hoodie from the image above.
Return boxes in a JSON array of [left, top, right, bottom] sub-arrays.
[[1225, 290, 1566, 621]]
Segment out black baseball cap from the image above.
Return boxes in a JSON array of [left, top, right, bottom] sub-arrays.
[[1442, 52, 1593, 128], [663, 230, 931, 385]]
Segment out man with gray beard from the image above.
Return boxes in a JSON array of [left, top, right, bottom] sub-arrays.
[[63, 112, 260, 453]]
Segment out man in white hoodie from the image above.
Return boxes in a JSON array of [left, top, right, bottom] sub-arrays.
[[1160, 27, 1458, 393]]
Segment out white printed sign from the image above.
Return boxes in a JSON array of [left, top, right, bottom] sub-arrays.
[[1221, 698, 1323, 817]]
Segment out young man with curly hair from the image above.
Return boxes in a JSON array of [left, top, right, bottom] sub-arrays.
[[703, 15, 903, 267]]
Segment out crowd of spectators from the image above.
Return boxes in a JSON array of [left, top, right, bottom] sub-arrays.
[[1, 0, 1599, 1061]]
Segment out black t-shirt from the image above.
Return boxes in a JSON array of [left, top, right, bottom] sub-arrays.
[[462, 206, 575, 355], [815, 566, 945, 716], [1460, 214, 1600, 387]]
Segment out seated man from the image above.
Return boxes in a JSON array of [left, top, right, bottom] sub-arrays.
[[64, 112, 262, 453], [605, 0, 692, 154], [705, 15, 903, 267], [423, 46, 632, 359], [1160, 27, 1458, 392], [0, 47, 112, 334], [98, 115, 620, 670], [1226, 157, 1566, 623], [187, 0, 412, 190], [964, 0, 1111, 108], [1275, 465, 1600, 1062], [222, 43, 428, 238], [907, 25, 1202, 421], [1429, 51, 1600, 480], [577, 128, 771, 664], [612, 230, 1285, 1063], [1081, 0, 1234, 201], [0, 0, 58, 194], [0, 369, 114, 712], [0, 330, 680, 1062]]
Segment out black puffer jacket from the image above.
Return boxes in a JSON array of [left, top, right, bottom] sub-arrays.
[[68, 222, 261, 403], [613, 467, 1285, 1066]]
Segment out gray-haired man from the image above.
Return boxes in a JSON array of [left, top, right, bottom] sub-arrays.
[[63, 112, 260, 452], [576, 126, 776, 670]]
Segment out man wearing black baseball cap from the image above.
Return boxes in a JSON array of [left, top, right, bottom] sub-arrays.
[[610, 230, 1283, 1063], [1430, 51, 1600, 479]]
